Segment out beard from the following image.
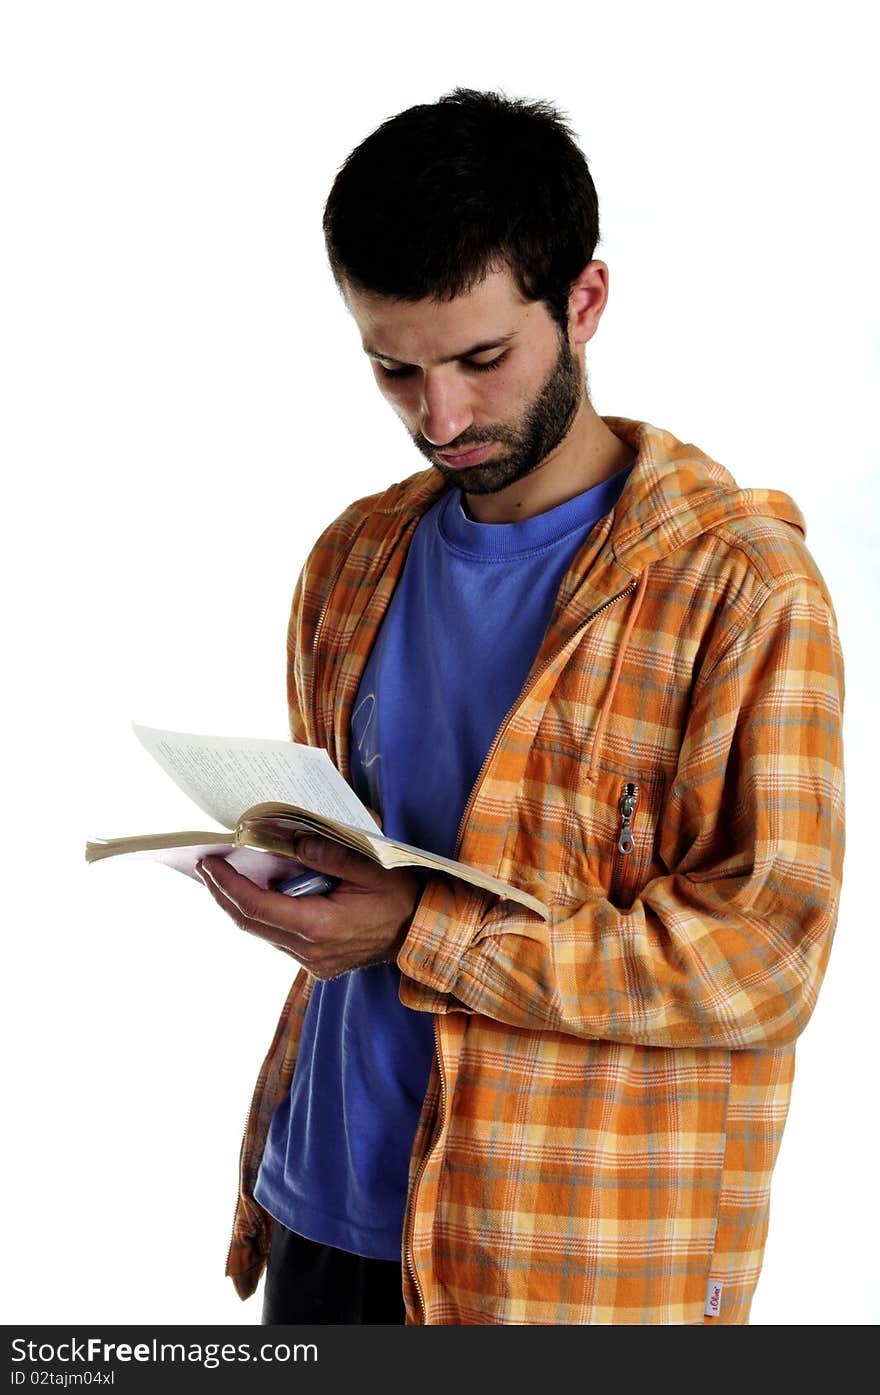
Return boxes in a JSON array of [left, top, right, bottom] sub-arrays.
[[410, 332, 584, 495]]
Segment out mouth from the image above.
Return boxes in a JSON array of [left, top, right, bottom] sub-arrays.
[[436, 442, 497, 469]]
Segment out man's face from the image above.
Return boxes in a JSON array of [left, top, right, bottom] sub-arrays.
[[343, 267, 584, 497]]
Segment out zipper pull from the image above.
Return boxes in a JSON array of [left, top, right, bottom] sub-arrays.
[[618, 782, 639, 854]]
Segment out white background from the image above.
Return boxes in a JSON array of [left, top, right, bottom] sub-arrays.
[[2, 0, 877, 1326]]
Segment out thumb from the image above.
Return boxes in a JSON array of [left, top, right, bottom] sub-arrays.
[[293, 835, 377, 885]]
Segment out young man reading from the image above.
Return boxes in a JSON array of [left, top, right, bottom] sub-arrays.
[[198, 89, 845, 1326]]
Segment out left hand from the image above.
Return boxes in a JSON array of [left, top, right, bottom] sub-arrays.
[[197, 836, 423, 980]]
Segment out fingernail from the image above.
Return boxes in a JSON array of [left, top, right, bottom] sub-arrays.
[[295, 837, 321, 862]]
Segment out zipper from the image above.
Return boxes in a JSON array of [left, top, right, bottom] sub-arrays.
[[402, 1016, 446, 1323], [451, 579, 639, 858], [224, 978, 315, 1281], [225, 1099, 261, 1278], [401, 581, 637, 1317], [617, 781, 639, 854], [610, 780, 639, 903]]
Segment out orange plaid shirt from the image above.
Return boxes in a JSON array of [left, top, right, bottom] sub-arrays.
[[227, 416, 845, 1324]]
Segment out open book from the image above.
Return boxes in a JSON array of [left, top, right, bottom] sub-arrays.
[[85, 724, 548, 920]]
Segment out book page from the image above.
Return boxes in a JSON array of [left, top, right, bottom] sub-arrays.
[[132, 724, 377, 834]]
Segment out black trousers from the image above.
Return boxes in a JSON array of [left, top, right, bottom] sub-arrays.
[[261, 1221, 407, 1325]]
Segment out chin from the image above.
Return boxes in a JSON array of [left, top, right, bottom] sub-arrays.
[[442, 458, 539, 496]]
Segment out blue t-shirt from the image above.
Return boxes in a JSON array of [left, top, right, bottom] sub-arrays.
[[254, 466, 631, 1258]]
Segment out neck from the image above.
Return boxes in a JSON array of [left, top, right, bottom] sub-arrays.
[[464, 399, 635, 524]]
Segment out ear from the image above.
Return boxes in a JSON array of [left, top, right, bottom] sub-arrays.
[[566, 261, 609, 347]]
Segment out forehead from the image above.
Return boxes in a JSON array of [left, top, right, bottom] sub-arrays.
[[343, 266, 550, 362]]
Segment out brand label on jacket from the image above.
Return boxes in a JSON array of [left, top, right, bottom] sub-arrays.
[[704, 1279, 723, 1318]]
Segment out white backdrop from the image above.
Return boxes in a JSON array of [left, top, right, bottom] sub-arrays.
[[2, 0, 877, 1326]]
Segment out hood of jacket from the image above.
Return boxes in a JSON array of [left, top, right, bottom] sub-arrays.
[[601, 416, 805, 572]]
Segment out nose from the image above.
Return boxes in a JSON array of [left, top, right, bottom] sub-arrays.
[[418, 370, 473, 446]]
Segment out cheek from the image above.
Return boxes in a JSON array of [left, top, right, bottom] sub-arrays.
[[482, 368, 534, 416]]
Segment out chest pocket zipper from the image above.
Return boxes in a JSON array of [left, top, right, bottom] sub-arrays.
[[610, 781, 639, 902], [618, 782, 639, 854]]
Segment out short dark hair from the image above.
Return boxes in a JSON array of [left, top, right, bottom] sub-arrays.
[[323, 88, 600, 332]]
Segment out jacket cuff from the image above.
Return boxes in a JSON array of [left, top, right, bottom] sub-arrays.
[[396, 873, 487, 998], [396, 872, 550, 1009]]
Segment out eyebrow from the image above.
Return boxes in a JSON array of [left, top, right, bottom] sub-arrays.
[[363, 332, 516, 366]]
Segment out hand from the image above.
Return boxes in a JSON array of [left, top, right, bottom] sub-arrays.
[[197, 837, 423, 980]]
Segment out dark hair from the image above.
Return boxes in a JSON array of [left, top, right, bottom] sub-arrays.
[[323, 88, 600, 332]]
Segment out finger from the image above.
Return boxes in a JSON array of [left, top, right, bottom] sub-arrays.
[[198, 862, 353, 976], [195, 858, 282, 934], [197, 861, 318, 965], [198, 857, 331, 941]]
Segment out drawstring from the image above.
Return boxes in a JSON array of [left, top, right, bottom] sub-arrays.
[[586, 565, 650, 784]]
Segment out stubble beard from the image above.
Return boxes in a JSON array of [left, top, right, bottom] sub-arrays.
[[410, 333, 585, 496]]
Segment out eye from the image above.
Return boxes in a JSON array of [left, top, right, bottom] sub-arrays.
[[375, 350, 508, 380], [466, 352, 507, 373]]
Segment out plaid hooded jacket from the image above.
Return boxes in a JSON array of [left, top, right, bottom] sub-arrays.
[[227, 416, 845, 1325]]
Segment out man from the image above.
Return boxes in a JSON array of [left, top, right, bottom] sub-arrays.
[[198, 89, 845, 1325]]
